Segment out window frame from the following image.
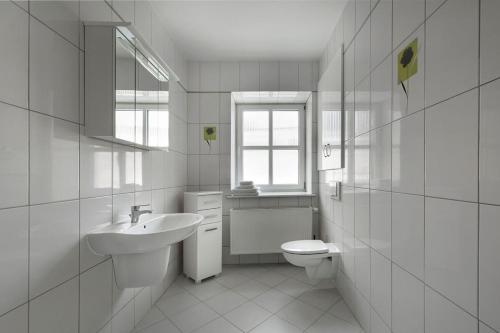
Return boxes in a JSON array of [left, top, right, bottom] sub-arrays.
[[236, 103, 306, 192]]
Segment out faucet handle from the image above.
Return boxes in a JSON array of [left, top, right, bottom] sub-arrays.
[[131, 204, 150, 211]]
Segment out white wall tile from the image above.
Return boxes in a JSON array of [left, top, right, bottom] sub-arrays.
[[279, 62, 299, 91], [392, 111, 424, 195], [135, 150, 152, 192], [188, 62, 200, 92], [30, 113, 79, 204], [344, 46, 355, 98], [356, 0, 371, 32], [370, 125, 391, 191], [343, 187, 355, 235], [425, 89, 478, 201], [199, 155, 220, 186], [80, 134, 112, 198], [29, 200, 79, 298], [219, 93, 231, 124], [0, 104, 28, 209], [370, 0, 392, 70], [343, 0, 356, 46], [199, 93, 219, 124], [80, 260, 113, 333], [354, 188, 370, 244], [354, 133, 370, 188], [80, 196, 112, 272], [371, 250, 391, 327], [0, 2, 28, 108], [112, 144, 135, 194], [0, 304, 27, 333], [298, 62, 314, 91], [425, 197, 478, 315], [392, 193, 424, 279], [370, 190, 391, 259], [188, 93, 200, 124], [187, 154, 200, 186], [393, 0, 425, 49], [29, 277, 79, 333], [354, 23, 371, 86], [480, 0, 500, 84], [479, 79, 500, 205], [30, 1, 80, 46], [425, 0, 479, 106], [111, 299, 134, 333], [370, 56, 392, 130], [392, 264, 424, 333], [135, 0, 152, 44], [479, 323, 497, 333], [220, 62, 240, 91], [0, 207, 28, 316], [371, 308, 390, 333], [30, 18, 79, 123], [200, 62, 220, 92], [355, 78, 370, 136], [239, 62, 260, 91], [425, 287, 478, 333], [259, 62, 279, 91], [479, 204, 500, 331]]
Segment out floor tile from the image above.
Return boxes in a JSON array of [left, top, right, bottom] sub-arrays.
[[236, 266, 270, 278], [134, 306, 165, 332], [255, 272, 288, 287], [298, 288, 341, 311], [275, 278, 312, 297], [183, 280, 227, 301], [215, 273, 250, 289], [253, 289, 294, 313], [328, 301, 358, 326], [205, 290, 247, 315], [136, 318, 181, 333], [156, 291, 200, 317], [169, 303, 219, 333], [250, 316, 302, 333], [306, 313, 362, 333], [224, 302, 272, 332], [232, 280, 270, 299], [276, 300, 324, 330], [192, 317, 241, 333]]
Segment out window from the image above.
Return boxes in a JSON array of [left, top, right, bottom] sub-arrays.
[[236, 104, 305, 191]]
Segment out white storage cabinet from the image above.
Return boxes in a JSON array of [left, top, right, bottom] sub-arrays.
[[183, 192, 223, 283]]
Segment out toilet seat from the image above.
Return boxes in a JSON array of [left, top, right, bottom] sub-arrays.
[[281, 240, 340, 257]]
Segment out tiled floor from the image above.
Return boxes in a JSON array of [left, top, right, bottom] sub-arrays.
[[133, 264, 363, 333]]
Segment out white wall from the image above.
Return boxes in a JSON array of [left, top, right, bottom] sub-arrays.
[[0, 1, 188, 333], [318, 0, 500, 333], [186, 61, 320, 264]]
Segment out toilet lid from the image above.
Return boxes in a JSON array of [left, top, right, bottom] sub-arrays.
[[281, 240, 329, 255]]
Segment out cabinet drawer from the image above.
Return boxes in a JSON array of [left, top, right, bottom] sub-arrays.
[[199, 208, 222, 225], [197, 194, 222, 210]]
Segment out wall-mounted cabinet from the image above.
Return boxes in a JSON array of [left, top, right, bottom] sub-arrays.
[[317, 45, 344, 170], [85, 24, 170, 149]]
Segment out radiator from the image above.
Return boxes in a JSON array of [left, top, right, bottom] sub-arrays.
[[230, 207, 313, 254]]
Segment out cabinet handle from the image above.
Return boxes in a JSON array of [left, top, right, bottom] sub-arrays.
[[326, 144, 332, 157], [204, 227, 218, 232], [203, 200, 219, 205], [323, 145, 327, 157], [204, 214, 218, 219]]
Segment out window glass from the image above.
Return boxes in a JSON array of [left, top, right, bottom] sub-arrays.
[[242, 150, 269, 185], [243, 111, 269, 146], [273, 110, 299, 146], [273, 150, 299, 184]]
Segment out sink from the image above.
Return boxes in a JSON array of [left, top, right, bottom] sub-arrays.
[[87, 213, 203, 288]]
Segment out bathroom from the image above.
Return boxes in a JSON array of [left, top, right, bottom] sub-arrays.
[[0, 0, 498, 332]]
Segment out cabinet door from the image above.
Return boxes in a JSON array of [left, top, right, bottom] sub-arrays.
[[317, 45, 344, 170], [197, 222, 222, 278]]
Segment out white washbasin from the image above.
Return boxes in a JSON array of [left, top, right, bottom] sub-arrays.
[[87, 213, 203, 255], [86, 213, 203, 288]]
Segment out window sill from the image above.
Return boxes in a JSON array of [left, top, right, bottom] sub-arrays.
[[226, 192, 316, 199]]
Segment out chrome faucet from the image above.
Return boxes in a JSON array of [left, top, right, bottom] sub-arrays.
[[129, 205, 152, 224]]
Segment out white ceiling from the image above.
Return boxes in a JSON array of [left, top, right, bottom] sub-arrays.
[[151, 1, 346, 61]]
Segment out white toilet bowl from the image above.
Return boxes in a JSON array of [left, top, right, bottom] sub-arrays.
[[281, 240, 341, 280]]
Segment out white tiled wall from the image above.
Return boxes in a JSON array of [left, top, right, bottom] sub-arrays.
[[0, 1, 188, 333], [186, 60, 320, 264], [319, 0, 500, 332]]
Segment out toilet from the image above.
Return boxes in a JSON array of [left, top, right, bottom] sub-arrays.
[[281, 240, 341, 280]]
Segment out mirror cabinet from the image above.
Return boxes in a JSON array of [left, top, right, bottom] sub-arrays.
[[85, 24, 169, 149]]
